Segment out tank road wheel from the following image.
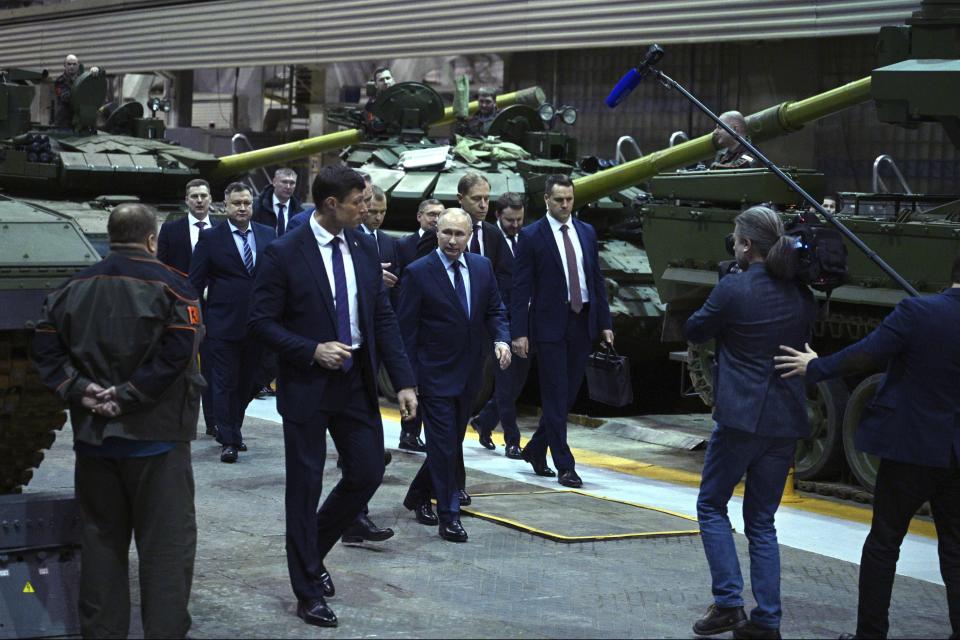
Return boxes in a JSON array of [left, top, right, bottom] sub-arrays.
[[377, 364, 399, 404], [842, 374, 884, 492], [795, 379, 848, 480], [0, 332, 68, 493], [686, 341, 717, 407]]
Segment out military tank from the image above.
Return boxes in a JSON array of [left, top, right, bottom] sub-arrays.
[[576, 0, 960, 490]]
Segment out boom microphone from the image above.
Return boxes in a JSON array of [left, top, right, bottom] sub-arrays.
[[605, 44, 665, 108]]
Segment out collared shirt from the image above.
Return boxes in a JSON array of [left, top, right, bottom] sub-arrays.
[[227, 219, 257, 267], [497, 220, 517, 256], [310, 215, 362, 347], [272, 194, 290, 228], [360, 223, 379, 251], [187, 213, 210, 251], [417, 227, 427, 237], [546, 214, 589, 304], [436, 248, 470, 317]]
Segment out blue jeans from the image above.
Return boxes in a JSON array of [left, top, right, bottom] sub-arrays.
[[697, 425, 796, 629]]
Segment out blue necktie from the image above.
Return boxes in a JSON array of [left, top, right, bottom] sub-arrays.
[[235, 229, 254, 274], [452, 260, 469, 318], [330, 237, 353, 371], [276, 203, 286, 236], [470, 223, 481, 254]]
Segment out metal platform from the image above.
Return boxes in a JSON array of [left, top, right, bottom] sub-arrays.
[[462, 490, 699, 543]]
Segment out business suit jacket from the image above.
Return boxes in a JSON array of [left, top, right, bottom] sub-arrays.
[[248, 223, 415, 423], [807, 288, 960, 467], [189, 221, 276, 341], [157, 216, 216, 275], [685, 266, 818, 439], [412, 223, 512, 299], [397, 251, 508, 398], [510, 216, 612, 343]]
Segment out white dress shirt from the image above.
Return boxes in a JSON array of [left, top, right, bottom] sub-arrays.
[[227, 219, 257, 266], [273, 194, 290, 229], [546, 213, 589, 304], [436, 248, 471, 317], [359, 223, 379, 252], [497, 220, 517, 257], [310, 216, 362, 347], [187, 213, 211, 251]]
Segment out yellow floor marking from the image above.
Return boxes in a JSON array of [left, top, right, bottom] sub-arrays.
[[379, 407, 937, 539]]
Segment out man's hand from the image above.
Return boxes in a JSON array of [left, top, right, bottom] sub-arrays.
[[774, 343, 818, 378], [397, 387, 418, 420], [313, 341, 352, 370], [82, 383, 121, 417], [511, 336, 529, 358], [80, 382, 106, 411], [601, 329, 615, 346], [495, 343, 511, 370], [381, 263, 398, 288]]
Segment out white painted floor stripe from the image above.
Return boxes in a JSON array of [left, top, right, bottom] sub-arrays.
[[245, 398, 943, 586]]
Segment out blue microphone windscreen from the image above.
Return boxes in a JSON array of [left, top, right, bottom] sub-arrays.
[[605, 68, 642, 108]]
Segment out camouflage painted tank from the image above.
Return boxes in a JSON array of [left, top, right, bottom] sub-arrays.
[[585, 0, 960, 489], [0, 195, 98, 492], [331, 82, 670, 410]]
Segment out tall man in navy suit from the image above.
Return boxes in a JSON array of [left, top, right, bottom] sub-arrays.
[[248, 165, 417, 628], [471, 192, 528, 459], [189, 182, 276, 463], [252, 167, 302, 237], [158, 178, 217, 435], [392, 198, 444, 453], [398, 208, 511, 542], [777, 256, 960, 640], [359, 185, 399, 290], [511, 174, 613, 489]]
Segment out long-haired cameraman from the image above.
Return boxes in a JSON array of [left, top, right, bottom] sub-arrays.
[[684, 206, 818, 640]]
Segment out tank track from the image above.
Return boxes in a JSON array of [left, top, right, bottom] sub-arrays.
[[0, 331, 68, 493]]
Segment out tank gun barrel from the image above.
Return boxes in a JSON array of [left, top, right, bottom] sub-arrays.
[[573, 76, 872, 206], [212, 85, 546, 181]]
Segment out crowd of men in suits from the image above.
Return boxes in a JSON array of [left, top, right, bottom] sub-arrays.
[[153, 164, 614, 627]]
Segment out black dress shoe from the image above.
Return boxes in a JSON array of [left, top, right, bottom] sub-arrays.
[[319, 565, 335, 598], [458, 489, 471, 506], [220, 445, 238, 463], [405, 499, 438, 525], [558, 469, 583, 488], [398, 433, 426, 452], [237, 441, 247, 452], [505, 444, 522, 459], [438, 520, 468, 542], [692, 604, 747, 636], [471, 417, 496, 450], [341, 513, 395, 543], [520, 447, 556, 477], [733, 620, 781, 639], [296, 598, 337, 627], [384, 451, 392, 466]]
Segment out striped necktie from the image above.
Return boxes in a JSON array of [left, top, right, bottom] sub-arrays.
[[235, 229, 254, 274]]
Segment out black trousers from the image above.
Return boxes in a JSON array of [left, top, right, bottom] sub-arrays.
[[406, 391, 473, 524], [282, 363, 383, 603], [858, 457, 960, 639], [209, 337, 262, 446], [75, 443, 197, 639]]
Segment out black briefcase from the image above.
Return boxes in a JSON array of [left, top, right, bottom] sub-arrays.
[[585, 343, 633, 407]]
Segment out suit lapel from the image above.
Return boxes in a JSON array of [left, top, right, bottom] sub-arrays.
[[345, 229, 370, 326], [539, 217, 564, 272], [428, 252, 468, 321], [298, 228, 337, 327], [466, 253, 481, 322]]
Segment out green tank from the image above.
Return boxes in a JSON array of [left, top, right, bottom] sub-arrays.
[[329, 81, 669, 411], [607, 0, 960, 490]]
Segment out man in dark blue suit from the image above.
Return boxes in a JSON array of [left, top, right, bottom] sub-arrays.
[[157, 178, 218, 436], [189, 182, 275, 463], [359, 185, 400, 292], [510, 174, 613, 488], [248, 166, 417, 628], [398, 208, 511, 542], [471, 192, 528, 459], [251, 167, 303, 237], [392, 198, 444, 452], [777, 256, 960, 640]]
